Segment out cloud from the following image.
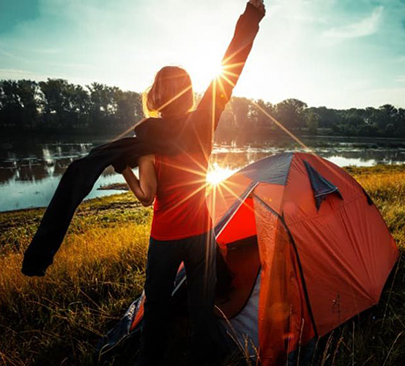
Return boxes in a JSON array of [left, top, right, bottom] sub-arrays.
[[324, 6, 383, 39], [0, 68, 50, 80], [31, 47, 61, 55], [0, 48, 31, 63]]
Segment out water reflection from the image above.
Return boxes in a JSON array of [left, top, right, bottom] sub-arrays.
[[0, 135, 404, 212]]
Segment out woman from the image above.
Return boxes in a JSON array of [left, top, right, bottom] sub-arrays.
[[122, 1, 265, 365]]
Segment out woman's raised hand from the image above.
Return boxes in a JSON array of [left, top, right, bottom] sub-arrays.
[[249, 0, 266, 14]]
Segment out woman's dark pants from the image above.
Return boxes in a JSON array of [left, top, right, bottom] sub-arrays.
[[139, 231, 217, 366]]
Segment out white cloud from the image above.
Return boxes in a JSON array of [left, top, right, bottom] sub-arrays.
[[0, 68, 50, 80], [31, 47, 61, 55], [324, 6, 383, 39], [0, 48, 30, 63]]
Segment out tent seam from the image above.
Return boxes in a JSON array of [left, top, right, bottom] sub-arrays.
[[253, 194, 319, 337], [214, 182, 259, 239]]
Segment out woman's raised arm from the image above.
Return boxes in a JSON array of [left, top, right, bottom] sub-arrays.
[[196, 0, 266, 131], [133, 1, 266, 155]]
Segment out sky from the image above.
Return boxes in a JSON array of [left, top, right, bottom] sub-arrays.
[[0, 0, 405, 109]]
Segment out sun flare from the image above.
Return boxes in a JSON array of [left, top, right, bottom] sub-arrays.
[[184, 55, 226, 91], [212, 64, 226, 80], [206, 163, 236, 186]]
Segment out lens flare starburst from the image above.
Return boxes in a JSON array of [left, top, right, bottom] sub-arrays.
[[206, 163, 236, 186]]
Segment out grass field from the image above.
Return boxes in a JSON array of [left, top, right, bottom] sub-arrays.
[[0, 164, 404, 366]]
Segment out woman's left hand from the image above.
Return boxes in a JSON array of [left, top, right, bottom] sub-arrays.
[[249, 0, 266, 15]]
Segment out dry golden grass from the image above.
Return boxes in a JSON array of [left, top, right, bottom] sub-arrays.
[[347, 165, 405, 248], [0, 193, 152, 366]]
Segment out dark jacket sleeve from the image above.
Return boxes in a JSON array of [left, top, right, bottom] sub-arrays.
[[196, 2, 265, 131], [21, 137, 153, 277]]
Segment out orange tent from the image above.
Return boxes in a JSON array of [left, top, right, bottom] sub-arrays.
[[207, 152, 398, 364], [99, 152, 398, 365]]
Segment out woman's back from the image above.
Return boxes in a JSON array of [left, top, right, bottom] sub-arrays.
[[151, 146, 212, 240], [148, 105, 214, 239]]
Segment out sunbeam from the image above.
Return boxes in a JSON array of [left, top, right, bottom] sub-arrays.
[[206, 163, 237, 185]]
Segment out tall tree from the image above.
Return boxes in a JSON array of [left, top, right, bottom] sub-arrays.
[[305, 111, 319, 135], [276, 98, 307, 131], [0, 80, 23, 128], [39, 79, 70, 128], [17, 80, 39, 128], [113, 90, 142, 131], [65, 84, 91, 128], [250, 99, 275, 130], [87, 83, 116, 129], [231, 97, 251, 129]]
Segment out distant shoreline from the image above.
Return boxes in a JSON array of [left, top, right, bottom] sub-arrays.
[[1, 79, 404, 139], [2, 128, 405, 142]]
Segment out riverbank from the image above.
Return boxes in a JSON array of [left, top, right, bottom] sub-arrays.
[[0, 165, 404, 365]]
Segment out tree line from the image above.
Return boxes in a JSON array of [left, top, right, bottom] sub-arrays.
[[1, 78, 404, 138], [0, 79, 142, 133]]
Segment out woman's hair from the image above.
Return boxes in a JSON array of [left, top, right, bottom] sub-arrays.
[[143, 66, 195, 118]]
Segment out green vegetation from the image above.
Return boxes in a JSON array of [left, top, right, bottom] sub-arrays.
[[0, 79, 143, 133], [0, 165, 404, 365], [1, 79, 405, 138]]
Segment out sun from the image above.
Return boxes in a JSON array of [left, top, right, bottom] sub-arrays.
[[206, 163, 236, 186], [183, 55, 226, 91], [211, 63, 226, 80]]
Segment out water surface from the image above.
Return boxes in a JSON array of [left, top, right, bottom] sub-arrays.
[[1, 135, 404, 212]]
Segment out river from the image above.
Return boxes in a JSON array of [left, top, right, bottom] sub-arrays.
[[0, 134, 404, 212]]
